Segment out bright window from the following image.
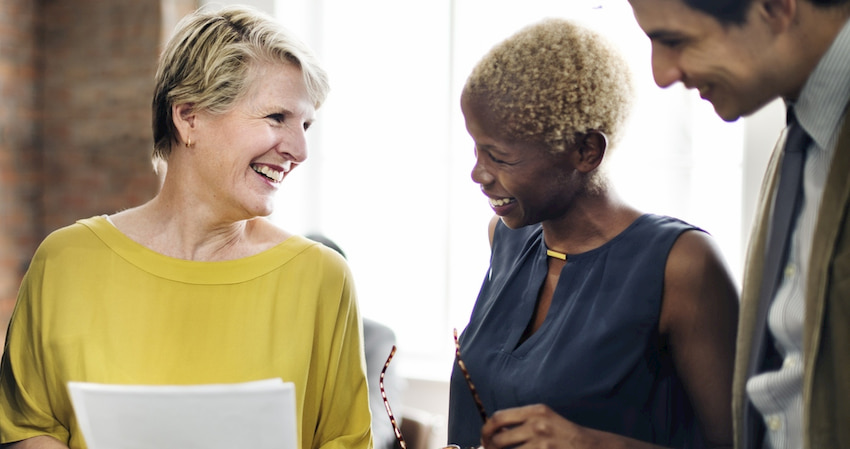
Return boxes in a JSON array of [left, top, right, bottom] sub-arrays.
[[204, 0, 765, 381]]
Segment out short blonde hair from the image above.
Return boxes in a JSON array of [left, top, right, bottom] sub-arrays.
[[464, 18, 633, 154], [152, 4, 330, 161]]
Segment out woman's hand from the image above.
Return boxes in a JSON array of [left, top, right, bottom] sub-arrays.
[[480, 404, 673, 449], [480, 404, 593, 449]]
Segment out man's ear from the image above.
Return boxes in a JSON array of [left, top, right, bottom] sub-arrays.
[[172, 103, 196, 145], [573, 131, 607, 173], [756, 0, 796, 33]]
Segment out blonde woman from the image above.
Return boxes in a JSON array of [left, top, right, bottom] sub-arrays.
[[0, 6, 370, 449]]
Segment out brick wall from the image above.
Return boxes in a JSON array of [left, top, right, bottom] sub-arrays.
[[41, 1, 164, 234], [0, 0, 197, 344], [0, 0, 41, 342]]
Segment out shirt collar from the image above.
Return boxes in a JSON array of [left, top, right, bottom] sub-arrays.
[[794, 17, 850, 152]]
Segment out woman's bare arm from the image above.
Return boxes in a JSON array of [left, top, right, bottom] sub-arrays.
[[660, 230, 739, 448]]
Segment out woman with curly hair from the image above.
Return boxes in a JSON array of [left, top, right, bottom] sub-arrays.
[[448, 19, 738, 449]]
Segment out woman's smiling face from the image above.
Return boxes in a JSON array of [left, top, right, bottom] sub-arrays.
[[462, 92, 581, 230], [189, 61, 316, 220]]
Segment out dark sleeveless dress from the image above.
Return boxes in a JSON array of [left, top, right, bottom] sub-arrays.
[[447, 214, 707, 448]]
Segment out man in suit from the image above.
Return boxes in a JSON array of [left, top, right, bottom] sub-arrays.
[[628, 0, 850, 448]]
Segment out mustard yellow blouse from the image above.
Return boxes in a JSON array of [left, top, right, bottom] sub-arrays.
[[0, 216, 372, 449]]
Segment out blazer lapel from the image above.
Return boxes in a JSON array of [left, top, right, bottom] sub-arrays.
[[733, 126, 786, 449], [802, 106, 850, 445]]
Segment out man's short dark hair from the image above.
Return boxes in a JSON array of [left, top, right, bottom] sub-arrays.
[[685, 0, 850, 26]]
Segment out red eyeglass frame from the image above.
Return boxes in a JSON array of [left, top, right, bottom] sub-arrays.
[[379, 330, 487, 449]]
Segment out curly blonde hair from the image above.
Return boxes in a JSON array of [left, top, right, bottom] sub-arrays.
[[464, 18, 633, 154]]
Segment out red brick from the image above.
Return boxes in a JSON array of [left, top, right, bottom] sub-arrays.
[[0, 0, 199, 344]]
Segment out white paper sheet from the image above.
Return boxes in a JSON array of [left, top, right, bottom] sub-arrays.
[[67, 378, 297, 449]]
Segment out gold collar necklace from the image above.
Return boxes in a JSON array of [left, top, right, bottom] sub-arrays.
[[546, 248, 567, 261]]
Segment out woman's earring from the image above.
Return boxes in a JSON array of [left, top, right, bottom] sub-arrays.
[[185, 138, 192, 148]]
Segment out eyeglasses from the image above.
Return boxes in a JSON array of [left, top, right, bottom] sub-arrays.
[[452, 328, 488, 423], [379, 331, 487, 449], [379, 345, 409, 449]]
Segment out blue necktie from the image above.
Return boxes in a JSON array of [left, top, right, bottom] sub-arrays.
[[762, 107, 811, 294], [745, 107, 811, 448]]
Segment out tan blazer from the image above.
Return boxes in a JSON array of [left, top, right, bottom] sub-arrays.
[[733, 109, 850, 449]]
